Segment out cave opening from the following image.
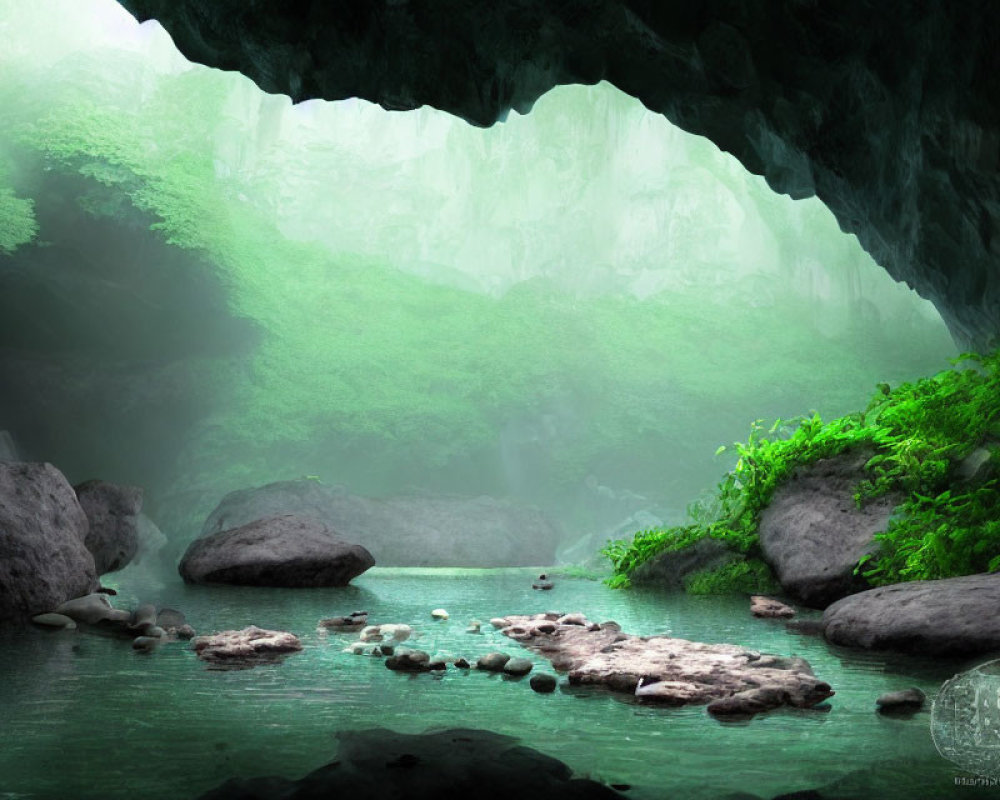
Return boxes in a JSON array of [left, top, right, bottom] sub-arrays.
[[1, 2, 997, 799]]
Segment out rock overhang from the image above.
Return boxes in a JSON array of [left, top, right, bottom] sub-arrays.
[[114, 0, 1000, 349]]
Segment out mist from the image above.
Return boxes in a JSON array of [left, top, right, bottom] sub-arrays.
[[0, 0, 956, 569]]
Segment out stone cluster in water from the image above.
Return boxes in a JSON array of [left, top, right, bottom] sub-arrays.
[[491, 611, 834, 716]]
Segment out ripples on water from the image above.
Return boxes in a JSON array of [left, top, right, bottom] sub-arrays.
[[0, 568, 991, 799]]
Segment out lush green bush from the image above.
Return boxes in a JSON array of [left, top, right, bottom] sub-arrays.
[[685, 559, 780, 595], [604, 351, 1000, 589]]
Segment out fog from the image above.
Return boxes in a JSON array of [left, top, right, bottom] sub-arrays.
[[0, 0, 956, 566]]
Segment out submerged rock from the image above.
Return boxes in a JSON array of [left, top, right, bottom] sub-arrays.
[[822, 572, 1000, 655], [758, 450, 900, 608], [0, 461, 98, 624], [876, 688, 926, 714], [319, 611, 367, 632], [476, 652, 512, 672], [192, 626, 303, 669], [493, 613, 832, 715], [750, 596, 796, 619], [74, 479, 143, 575], [199, 479, 564, 567], [179, 514, 374, 587], [530, 673, 558, 693], [194, 727, 624, 799]]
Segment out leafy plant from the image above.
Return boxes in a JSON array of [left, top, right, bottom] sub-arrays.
[[685, 559, 780, 595], [605, 351, 1000, 591]]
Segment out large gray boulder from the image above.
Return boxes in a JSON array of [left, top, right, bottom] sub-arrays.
[[74, 479, 143, 574], [758, 450, 900, 608], [822, 572, 1000, 656], [179, 514, 375, 587], [201, 480, 563, 567], [0, 462, 98, 624]]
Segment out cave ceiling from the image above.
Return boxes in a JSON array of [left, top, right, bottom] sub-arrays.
[[116, 0, 1000, 349]]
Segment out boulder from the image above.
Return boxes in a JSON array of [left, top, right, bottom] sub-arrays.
[[0, 462, 98, 624], [74, 479, 143, 574], [200, 479, 563, 567], [495, 613, 833, 714], [192, 626, 303, 668], [193, 727, 624, 799], [822, 572, 1000, 655], [758, 450, 901, 608], [178, 514, 374, 587]]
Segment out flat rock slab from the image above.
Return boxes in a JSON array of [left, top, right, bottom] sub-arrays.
[[494, 613, 833, 715], [179, 514, 374, 587], [758, 450, 900, 608], [192, 625, 303, 669], [822, 572, 1000, 656], [196, 727, 623, 799]]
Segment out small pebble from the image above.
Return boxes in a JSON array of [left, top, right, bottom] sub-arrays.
[[431, 609, 449, 620], [476, 652, 512, 672], [503, 657, 533, 676], [530, 673, 558, 693]]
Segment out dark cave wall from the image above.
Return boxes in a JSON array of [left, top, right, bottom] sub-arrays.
[[117, 0, 1000, 349]]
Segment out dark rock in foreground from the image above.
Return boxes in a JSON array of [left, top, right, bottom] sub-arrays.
[[822, 573, 1000, 656], [201, 479, 563, 567], [0, 462, 97, 624], [494, 613, 833, 716], [758, 450, 900, 608], [192, 626, 303, 669], [179, 514, 374, 587], [196, 727, 623, 799], [74, 479, 143, 574]]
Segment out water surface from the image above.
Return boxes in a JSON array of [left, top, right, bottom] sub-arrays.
[[0, 568, 989, 799]]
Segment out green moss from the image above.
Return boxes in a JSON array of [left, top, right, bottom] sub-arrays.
[[605, 351, 1000, 589], [684, 559, 780, 595]]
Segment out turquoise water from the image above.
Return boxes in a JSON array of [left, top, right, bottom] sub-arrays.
[[0, 568, 990, 799]]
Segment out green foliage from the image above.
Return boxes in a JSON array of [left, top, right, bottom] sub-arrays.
[[685, 559, 780, 595], [605, 351, 1000, 590], [0, 167, 37, 253]]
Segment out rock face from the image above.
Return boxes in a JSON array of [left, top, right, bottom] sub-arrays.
[[758, 450, 900, 608], [74, 479, 143, 574], [822, 572, 1000, 656], [494, 613, 833, 715], [201, 479, 563, 567], [0, 462, 97, 624], [195, 727, 624, 800], [179, 514, 375, 587], [118, 0, 1000, 350]]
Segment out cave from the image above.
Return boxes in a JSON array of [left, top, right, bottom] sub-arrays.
[[1, 2, 999, 799]]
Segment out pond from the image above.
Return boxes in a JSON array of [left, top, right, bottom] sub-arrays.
[[0, 568, 990, 799]]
